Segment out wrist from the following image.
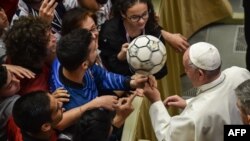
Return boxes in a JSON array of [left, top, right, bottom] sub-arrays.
[[161, 30, 171, 41], [146, 94, 161, 103], [84, 99, 100, 111], [151, 97, 161, 103], [128, 79, 136, 90]]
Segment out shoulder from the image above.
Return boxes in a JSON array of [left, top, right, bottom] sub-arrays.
[[52, 58, 61, 70], [100, 17, 123, 35], [145, 25, 162, 41], [0, 95, 20, 116], [16, 0, 30, 16], [0, 95, 19, 106], [99, 18, 126, 46], [89, 64, 104, 74], [223, 66, 249, 74], [223, 66, 250, 82], [50, 59, 63, 90]]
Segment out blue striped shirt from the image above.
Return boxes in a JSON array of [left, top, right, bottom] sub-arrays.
[[49, 58, 130, 111]]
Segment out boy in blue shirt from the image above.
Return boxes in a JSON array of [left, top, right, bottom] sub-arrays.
[[50, 28, 147, 111]]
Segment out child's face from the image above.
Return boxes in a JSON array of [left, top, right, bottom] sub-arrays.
[[0, 8, 9, 29], [123, 3, 149, 30], [0, 70, 20, 97]]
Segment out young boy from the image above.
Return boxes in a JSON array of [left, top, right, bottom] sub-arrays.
[[50, 28, 147, 111], [0, 64, 34, 141]]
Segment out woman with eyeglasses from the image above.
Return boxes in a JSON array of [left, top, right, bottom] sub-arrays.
[[61, 7, 110, 70], [99, 0, 170, 79], [61, 7, 99, 39]]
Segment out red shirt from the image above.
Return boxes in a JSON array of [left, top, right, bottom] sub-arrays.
[[5, 57, 50, 95], [0, 0, 18, 21], [18, 65, 50, 96]]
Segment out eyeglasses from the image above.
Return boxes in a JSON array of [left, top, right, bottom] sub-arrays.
[[127, 10, 151, 22], [89, 25, 100, 33]]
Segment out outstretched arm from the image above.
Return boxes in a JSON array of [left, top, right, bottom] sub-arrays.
[[117, 43, 129, 61], [3, 64, 35, 79], [143, 77, 195, 141], [55, 95, 118, 130], [161, 30, 190, 52]]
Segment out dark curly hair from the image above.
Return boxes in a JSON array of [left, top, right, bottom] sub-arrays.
[[4, 16, 50, 70]]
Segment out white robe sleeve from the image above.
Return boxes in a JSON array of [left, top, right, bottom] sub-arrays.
[[149, 101, 195, 141]]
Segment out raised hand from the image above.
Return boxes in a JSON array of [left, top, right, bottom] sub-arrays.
[[143, 80, 161, 103], [113, 94, 136, 127], [147, 75, 157, 88], [3, 64, 35, 79], [116, 93, 136, 115], [39, 0, 58, 24], [52, 87, 70, 103], [117, 43, 129, 61]]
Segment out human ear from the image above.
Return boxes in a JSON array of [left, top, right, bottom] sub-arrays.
[[82, 61, 89, 70], [247, 114, 250, 125], [198, 69, 205, 80], [41, 123, 51, 132]]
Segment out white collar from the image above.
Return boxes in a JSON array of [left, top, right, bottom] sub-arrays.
[[196, 73, 225, 95]]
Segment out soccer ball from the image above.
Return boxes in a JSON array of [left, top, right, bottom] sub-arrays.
[[126, 35, 167, 75]]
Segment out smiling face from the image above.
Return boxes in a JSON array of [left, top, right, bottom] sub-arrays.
[[122, 2, 149, 30]]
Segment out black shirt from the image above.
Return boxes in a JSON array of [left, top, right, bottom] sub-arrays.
[[99, 17, 168, 79]]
